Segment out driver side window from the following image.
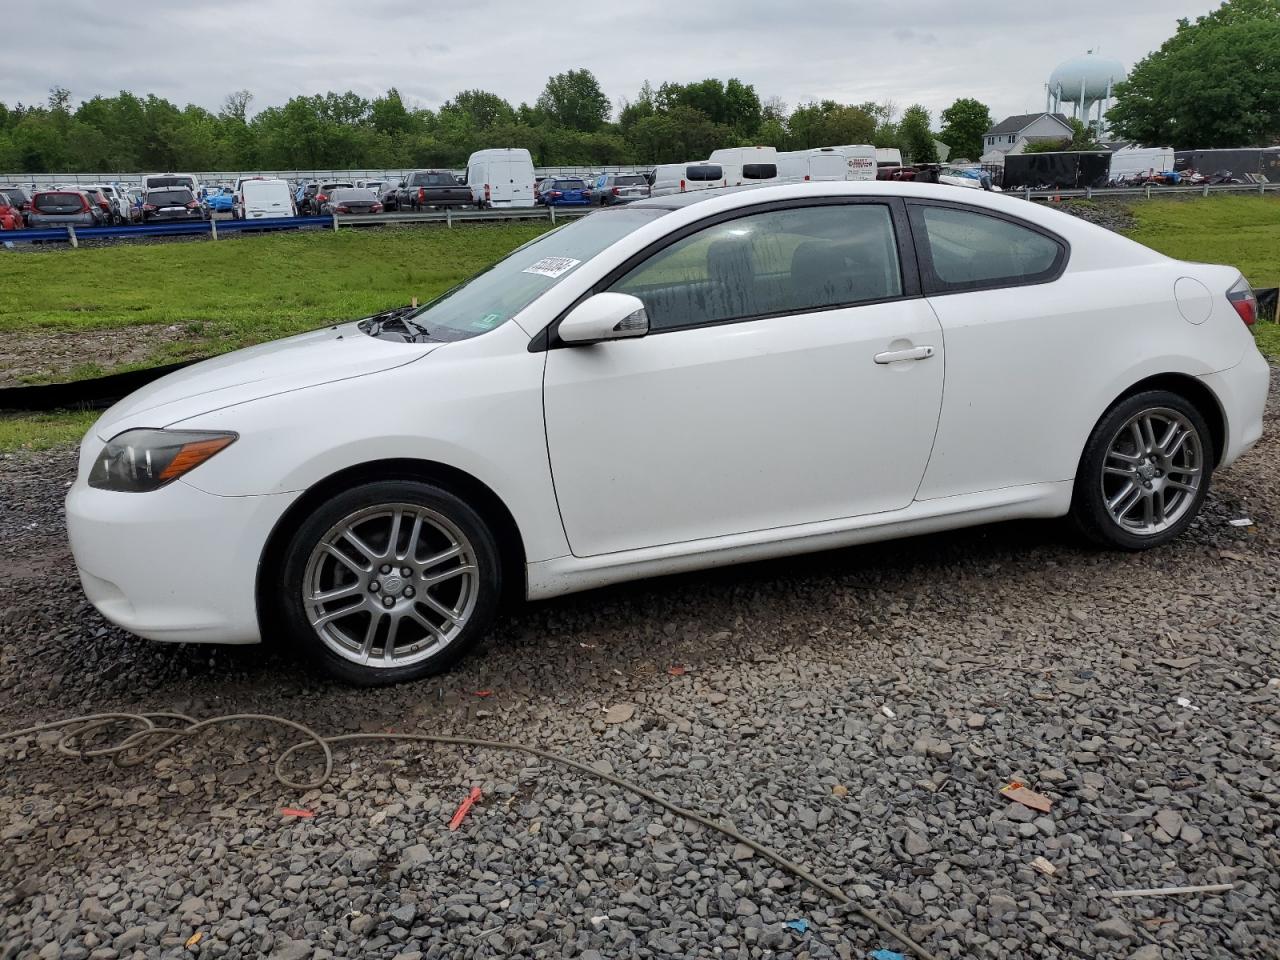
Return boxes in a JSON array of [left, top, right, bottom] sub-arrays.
[[609, 203, 903, 332]]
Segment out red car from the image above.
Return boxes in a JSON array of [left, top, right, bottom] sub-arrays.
[[0, 190, 23, 230]]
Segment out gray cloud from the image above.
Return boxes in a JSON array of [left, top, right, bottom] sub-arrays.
[[0, 0, 1206, 125]]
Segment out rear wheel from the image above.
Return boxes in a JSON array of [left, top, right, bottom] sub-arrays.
[[278, 480, 502, 685], [1071, 390, 1213, 550]]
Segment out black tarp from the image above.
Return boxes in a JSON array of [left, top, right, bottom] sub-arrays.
[[1001, 152, 1111, 189]]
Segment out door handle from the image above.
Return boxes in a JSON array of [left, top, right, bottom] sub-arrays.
[[874, 345, 935, 364]]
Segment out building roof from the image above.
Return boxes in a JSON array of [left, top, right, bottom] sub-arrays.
[[984, 113, 1073, 137]]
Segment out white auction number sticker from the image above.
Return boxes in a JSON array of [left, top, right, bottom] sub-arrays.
[[523, 257, 581, 278]]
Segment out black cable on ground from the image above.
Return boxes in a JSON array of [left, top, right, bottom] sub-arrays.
[[0, 712, 939, 960]]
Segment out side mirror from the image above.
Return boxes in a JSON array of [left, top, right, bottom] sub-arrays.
[[558, 293, 649, 345]]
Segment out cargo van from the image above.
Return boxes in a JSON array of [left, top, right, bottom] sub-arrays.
[[650, 162, 727, 197], [465, 148, 535, 208], [777, 145, 877, 183], [875, 148, 903, 168], [708, 146, 779, 186], [237, 178, 294, 220]]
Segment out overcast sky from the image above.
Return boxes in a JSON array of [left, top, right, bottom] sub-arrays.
[[2, 0, 1219, 125]]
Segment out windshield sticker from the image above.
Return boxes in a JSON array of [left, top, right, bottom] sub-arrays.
[[522, 256, 581, 279], [471, 313, 503, 331]]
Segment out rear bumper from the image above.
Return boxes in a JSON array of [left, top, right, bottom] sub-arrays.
[[1200, 348, 1271, 468], [65, 477, 299, 645]]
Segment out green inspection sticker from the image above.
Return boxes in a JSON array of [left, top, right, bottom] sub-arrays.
[[471, 312, 503, 330]]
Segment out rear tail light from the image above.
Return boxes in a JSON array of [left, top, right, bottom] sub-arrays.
[[804, 174, 811, 181], [186, 200, 199, 209], [336, 205, 349, 213], [551, 191, 562, 198], [142, 204, 156, 211], [612, 187, 619, 195], [316, 193, 327, 203], [1227, 277, 1257, 326], [679, 179, 686, 191], [372, 202, 383, 212]]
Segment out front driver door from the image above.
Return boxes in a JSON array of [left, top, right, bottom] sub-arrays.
[[543, 199, 945, 558]]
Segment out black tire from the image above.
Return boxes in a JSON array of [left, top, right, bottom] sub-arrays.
[[278, 479, 503, 686], [1070, 389, 1213, 550]]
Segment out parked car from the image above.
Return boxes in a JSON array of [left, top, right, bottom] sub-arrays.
[[312, 181, 355, 214], [465, 148, 536, 209], [536, 177, 591, 206], [27, 190, 98, 228], [295, 182, 320, 215], [78, 184, 131, 224], [125, 188, 145, 223], [394, 170, 473, 211], [236, 178, 295, 220], [141, 187, 207, 222], [0, 185, 32, 224], [205, 186, 236, 213], [321, 187, 383, 215], [75, 187, 113, 224], [593, 173, 650, 205], [63, 182, 1270, 685], [0, 190, 24, 229], [142, 173, 201, 198]]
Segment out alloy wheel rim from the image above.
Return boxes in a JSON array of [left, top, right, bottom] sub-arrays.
[[303, 503, 479, 668], [1100, 407, 1203, 536]]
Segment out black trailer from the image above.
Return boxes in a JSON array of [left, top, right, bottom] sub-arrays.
[[1001, 151, 1111, 190], [1174, 147, 1280, 183]]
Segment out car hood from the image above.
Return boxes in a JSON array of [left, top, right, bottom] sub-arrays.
[[94, 321, 439, 439]]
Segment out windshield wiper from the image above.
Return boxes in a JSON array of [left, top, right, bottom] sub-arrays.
[[362, 305, 437, 342]]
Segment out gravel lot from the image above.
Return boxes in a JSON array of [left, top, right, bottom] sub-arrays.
[[1, 370, 1278, 960]]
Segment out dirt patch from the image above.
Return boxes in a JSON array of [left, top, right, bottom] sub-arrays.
[[0, 324, 198, 387]]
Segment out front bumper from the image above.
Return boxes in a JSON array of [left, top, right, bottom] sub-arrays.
[[1200, 347, 1271, 468], [65, 476, 299, 645]]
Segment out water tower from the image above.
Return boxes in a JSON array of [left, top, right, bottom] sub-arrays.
[[1047, 51, 1126, 136]]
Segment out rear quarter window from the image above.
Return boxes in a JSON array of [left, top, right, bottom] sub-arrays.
[[909, 203, 1065, 293]]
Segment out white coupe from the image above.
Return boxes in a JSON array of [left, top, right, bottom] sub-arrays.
[[66, 182, 1269, 684]]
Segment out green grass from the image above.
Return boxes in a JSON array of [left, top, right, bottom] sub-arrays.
[[0, 409, 98, 452], [0, 223, 553, 368], [1122, 195, 1280, 360], [1124, 195, 1280, 290]]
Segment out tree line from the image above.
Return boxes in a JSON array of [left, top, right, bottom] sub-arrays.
[[0, 70, 994, 174]]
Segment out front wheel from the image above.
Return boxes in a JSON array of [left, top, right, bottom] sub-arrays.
[[1071, 390, 1213, 550], [278, 480, 502, 685]]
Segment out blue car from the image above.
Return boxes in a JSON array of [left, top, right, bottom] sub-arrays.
[[204, 187, 235, 213], [536, 177, 591, 206]]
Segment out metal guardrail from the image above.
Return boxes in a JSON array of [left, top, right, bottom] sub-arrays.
[[0, 205, 591, 246], [1015, 182, 1279, 201]]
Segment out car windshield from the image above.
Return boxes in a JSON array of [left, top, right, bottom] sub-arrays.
[[395, 208, 668, 342], [149, 189, 192, 205]]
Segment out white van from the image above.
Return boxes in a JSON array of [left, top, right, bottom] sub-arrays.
[[1109, 146, 1175, 182], [708, 146, 779, 186], [777, 146, 877, 183], [650, 162, 728, 197], [237, 178, 294, 220], [875, 147, 903, 168], [465, 148, 535, 208]]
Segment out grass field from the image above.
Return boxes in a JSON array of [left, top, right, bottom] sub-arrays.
[[0, 222, 552, 376], [0, 197, 1277, 451]]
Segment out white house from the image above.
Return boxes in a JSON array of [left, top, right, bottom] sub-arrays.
[[979, 113, 1075, 164]]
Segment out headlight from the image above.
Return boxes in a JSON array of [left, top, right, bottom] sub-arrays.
[[88, 429, 237, 492]]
